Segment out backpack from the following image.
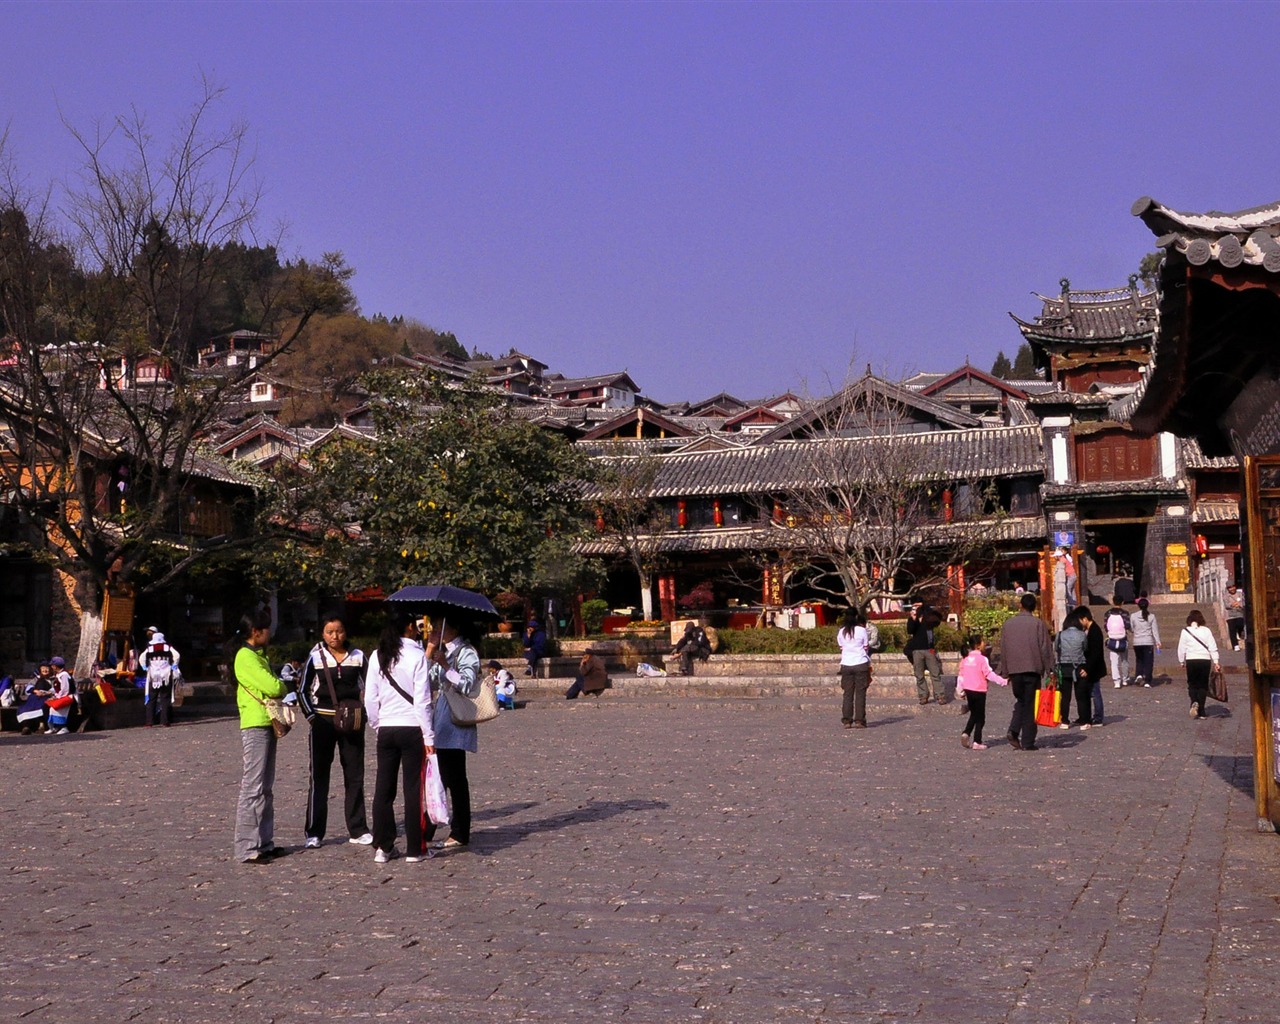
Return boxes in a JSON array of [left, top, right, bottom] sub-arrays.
[[1105, 610, 1128, 640], [865, 622, 883, 654], [145, 645, 174, 688]]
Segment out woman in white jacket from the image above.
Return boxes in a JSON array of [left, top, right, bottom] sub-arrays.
[[365, 610, 435, 864], [1175, 609, 1219, 721]]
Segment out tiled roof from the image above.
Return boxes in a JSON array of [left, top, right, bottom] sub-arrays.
[[1192, 500, 1239, 525], [590, 425, 1044, 499], [1132, 196, 1280, 273], [574, 514, 1046, 556], [1011, 280, 1157, 345], [1041, 479, 1188, 502], [1180, 437, 1239, 470]]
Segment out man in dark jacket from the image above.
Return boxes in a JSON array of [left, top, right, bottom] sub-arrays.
[[999, 593, 1054, 750], [672, 621, 712, 676], [904, 601, 945, 705]]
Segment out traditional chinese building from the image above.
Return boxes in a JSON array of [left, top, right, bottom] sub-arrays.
[[1122, 195, 1280, 832], [1011, 278, 1238, 602]]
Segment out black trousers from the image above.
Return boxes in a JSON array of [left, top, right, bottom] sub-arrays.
[[1227, 618, 1245, 648], [1186, 660, 1211, 717], [424, 748, 471, 845], [1056, 665, 1092, 725], [1008, 673, 1041, 748], [147, 686, 172, 726], [962, 690, 987, 743], [305, 714, 369, 841], [372, 726, 425, 856]]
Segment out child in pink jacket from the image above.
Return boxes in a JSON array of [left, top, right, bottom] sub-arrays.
[[956, 635, 1007, 750]]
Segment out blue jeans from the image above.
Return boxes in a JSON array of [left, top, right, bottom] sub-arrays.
[[1091, 678, 1105, 723]]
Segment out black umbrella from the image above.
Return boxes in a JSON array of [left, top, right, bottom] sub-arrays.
[[386, 584, 499, 620]]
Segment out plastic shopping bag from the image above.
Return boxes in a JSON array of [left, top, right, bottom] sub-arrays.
[[1034, 678, 1061, 728], [424, 753, 451, 826]]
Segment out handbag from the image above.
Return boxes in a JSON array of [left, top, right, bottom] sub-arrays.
[[443, 677, 500, 727], [320, 657, 363, 734], [95, 680, 116, 704], [239, 682, 296, 738], [1183, 628, 1225, 702], [1034, 675, 1062, 728], [424, 753, 451, 825], [1209, 664, 1229, 703]]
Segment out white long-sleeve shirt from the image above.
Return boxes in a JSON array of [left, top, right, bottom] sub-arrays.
[[1177, 623, 1219, 664], [365, 640, 435, 744]]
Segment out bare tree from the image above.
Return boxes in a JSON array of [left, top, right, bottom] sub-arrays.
[[0, 82, 351, 674], [590, 453, 671, 621], [773, 376, 1006, 612]]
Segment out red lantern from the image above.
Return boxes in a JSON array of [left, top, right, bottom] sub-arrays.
[[1195, 534, 1209, 557], [1096, 544, 1111, 556], [677, 500, 687, 529]]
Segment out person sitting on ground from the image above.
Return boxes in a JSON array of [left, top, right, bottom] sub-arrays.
[[565, 650, 609, 700], [279, 655, 304, 686], [672, 621, 712, 676], [486, 659, 517, 709]]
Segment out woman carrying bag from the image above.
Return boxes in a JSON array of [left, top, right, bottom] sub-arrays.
[[1176, 610, 1220, 721], [365, 610, 435, 864], [423, 617, 481, 853], [232, 609, 290, 865], [298, 614, 373, 849]]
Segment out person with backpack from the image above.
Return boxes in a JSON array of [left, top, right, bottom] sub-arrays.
[[140, 631, 181, 727], [1103, 598, 1132, 688], [672, 620, 712, 676]]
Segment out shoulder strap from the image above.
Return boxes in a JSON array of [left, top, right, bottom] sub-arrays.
[[1183, 628, 1212, 654], [378, 655, 414, 704], [319, 649, 342, 707]]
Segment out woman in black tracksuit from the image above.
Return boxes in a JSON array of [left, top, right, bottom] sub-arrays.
[[297, 615, 372, 848]]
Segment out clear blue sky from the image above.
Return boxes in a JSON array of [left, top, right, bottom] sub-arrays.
[[6, 2, 1278, 402]]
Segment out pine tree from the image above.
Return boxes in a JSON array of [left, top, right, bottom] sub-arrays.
[[990, 351, 1012, 378]]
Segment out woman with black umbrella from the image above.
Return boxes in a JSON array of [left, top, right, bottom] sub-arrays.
[[423, 616, 482, 852]]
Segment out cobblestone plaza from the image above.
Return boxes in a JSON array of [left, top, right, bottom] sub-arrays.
[[2, 684, 1278, 1022]]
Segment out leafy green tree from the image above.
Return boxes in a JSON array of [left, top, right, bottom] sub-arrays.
[[273, 370, 593, 599], [1138, 251, 1162, 289], [1010, 343, 1036, 379], [990, 351, 1012, 378]]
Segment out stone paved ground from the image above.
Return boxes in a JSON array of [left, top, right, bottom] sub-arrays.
[[2, 681, 1278, 1023]]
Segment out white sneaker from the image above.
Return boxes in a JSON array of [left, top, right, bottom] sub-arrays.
[[349, 833, 374, 845], [1189, 704, 1198, 719], [374, 848, 393, 864], [1080, 723, 1092, 731], [405, 855, 423, 863], [304, 836, 321, 849], [1234, 645, 1241, 652], [1058, 723, 1070, 730], [1113, 681, 1122, 688]]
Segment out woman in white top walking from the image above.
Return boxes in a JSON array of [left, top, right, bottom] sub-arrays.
[[1176, 609, 1219, 721], [837, 608, 871, 730], [365, 610, 435, 863]]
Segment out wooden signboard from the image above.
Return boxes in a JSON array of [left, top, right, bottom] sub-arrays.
[[1244, 456, 1280, 674], [102, 586, 135, 633]]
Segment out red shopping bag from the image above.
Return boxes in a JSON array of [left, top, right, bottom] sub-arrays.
[[1034, 678, 1061, 728]]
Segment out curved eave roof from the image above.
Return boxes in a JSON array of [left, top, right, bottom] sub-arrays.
[[1118, 196, 1280, 444], [591, 425, 1044, 499]]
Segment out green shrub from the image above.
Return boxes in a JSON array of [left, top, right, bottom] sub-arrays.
[[961, 607, 1016, 644], [581, 599, 609, 635]]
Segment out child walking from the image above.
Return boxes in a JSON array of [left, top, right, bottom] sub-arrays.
[[956, 635, 1008, 750]]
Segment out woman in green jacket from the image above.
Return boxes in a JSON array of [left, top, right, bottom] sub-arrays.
[[232, 609, 289, 864]]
